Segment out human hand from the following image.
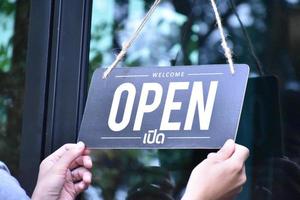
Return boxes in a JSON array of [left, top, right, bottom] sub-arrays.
[[182, 139, 249, 200], [32, 142, 92, 200]]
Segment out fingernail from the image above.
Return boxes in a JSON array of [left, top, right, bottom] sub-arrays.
[[220, 139, 233, 151], [77, 141, 85, 149], [224, 139, 234, 146]]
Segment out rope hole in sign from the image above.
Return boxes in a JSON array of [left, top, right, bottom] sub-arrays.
[[102, 0, 235, 79]]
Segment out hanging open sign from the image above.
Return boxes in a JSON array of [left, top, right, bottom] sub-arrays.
[[78, 65, 249, 149]]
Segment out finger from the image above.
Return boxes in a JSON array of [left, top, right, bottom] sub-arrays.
[[239, 166, 247, 184], [241, 165, 246, 175], [71, 167, 92, 183], [229, 144, 250, 162], [216, 139, 235, 161], [74, 180, 90, 195], [70, 155, 93, 170], [223, 187, 243, 200], [55, 142, 85, 170], [46, 143, 77, 161], [238, 186, 243, 193], [231, 186, 243, 194], [207, 152, 217, 159], [83, 148, 91, 155]]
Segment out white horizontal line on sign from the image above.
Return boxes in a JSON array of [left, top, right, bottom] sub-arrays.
[[115, 75, 149, 78], [168, 137, 211, 139], [187, 73, 224, 76], [101, 137, 142, 140]]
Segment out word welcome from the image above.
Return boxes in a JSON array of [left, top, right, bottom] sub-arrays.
[[152, 71, 185, 78]]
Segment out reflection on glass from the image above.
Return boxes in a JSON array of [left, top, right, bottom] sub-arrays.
[[87, 0, 300, 199], [84, 149, 211, 200], [0, 0, 29, 176]]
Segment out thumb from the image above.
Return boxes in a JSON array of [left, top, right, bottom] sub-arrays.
[[55, 142, 85, 170], [229, 144, 250, 162], [216, 139, 235, 161]]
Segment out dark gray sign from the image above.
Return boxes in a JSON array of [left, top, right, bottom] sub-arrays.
[[78, 65, 249, 149]]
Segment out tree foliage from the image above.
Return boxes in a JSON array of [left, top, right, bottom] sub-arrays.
[[0, 0, 29, 176]]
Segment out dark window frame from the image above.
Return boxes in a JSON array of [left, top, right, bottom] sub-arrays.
[[19, 0, 92, 194]]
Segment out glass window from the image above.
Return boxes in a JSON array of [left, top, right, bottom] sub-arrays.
[[0, 0, 29, 177], [86, 0, 300, 199]]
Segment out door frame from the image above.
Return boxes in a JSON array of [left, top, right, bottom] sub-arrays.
[[19, 0, 92, 194]]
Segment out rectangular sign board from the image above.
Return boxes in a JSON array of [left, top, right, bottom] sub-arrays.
[[78, 65, 249, 149]]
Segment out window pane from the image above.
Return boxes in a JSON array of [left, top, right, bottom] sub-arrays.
[[0, 0, 29, 177], [87, 0, 300, 199]]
